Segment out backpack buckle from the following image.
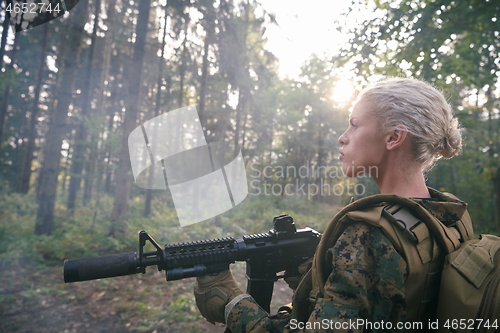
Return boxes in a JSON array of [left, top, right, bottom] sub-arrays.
[[309, 289, 321, 305], [383, 204, 421, 243]]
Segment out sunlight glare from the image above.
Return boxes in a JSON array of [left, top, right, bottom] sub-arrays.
[[331, 79, 355, 105]]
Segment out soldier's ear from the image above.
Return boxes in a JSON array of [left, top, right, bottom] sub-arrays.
[[386, 125, 408, 151]]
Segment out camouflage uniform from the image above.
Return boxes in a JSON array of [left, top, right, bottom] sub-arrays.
[[225, 189, 470, 333]]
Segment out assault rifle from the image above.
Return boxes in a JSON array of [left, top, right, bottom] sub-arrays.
[[63, 214, 321, 312]]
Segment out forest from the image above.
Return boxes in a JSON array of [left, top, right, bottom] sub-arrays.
[[0, 0, 499, 332]]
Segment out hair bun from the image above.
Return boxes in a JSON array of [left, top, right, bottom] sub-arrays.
[[437, 120, 462, 159]]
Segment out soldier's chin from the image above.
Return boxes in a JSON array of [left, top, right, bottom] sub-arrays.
[[342, 165, 369, 178], [341, 165, 356, 178]]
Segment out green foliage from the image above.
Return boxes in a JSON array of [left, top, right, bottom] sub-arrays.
[[0, 192, 42, 265], [428, 147, 498, 235], [340, 0, 500, 234], [0, 190, 130, 266]]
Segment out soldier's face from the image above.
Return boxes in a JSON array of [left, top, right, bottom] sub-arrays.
[[337, 99, 388, 178]]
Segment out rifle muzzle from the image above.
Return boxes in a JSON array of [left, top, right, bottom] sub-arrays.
[[64, 253, 138, 283]]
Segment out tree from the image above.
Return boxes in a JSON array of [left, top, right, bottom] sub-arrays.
[[196, 0, 216, 126], [83, 0, 118, 205], [144, 3, 169, 216], [67, 0, 102, 213], [0, 0, 9, 70], [109, 0, 151, 237], [35, 2, 89, 235], [0, 32, 17, 146], [18, 23, 49, 194]]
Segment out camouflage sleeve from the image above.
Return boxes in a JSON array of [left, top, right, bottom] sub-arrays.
[[307, 223, 407, 332], [226, 296, 290, 333], [226, 223, 407, 333]]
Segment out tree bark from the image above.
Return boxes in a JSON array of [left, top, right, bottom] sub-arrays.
[[198, 8, 213, 127], [234, 88, 244, 152], [83, 0, 117, 205], [494, 167, 500, 234], [35, 2, 89, 235], [110, 0, 151, 237], [145, 5, 168, 216], [0, 32, 17, 145], [67, 0, 101, 213], [0, 5, 9, 70], [178, 33, 188, 108], [18, 23, 49, 194]]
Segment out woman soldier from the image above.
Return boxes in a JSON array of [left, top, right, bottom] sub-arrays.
[[193, 77, 469, 332]]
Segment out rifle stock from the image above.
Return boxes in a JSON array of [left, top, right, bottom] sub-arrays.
[[63, 214, 321, 312]]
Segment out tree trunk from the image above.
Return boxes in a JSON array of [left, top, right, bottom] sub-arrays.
[[198, 13, 212, 127], [486, 87, 494, 157], [145, 6, 168, 216], [0, 30, 18, 145], [0, 6, 9, 70], [67, 0, 101, 213], [83, 0, 117, 205], [234, 88, 244, 152], [110, 0, 151, 237], [18, 23, 49, 194], [103, 113, 116, 195], [178, 33, 188, 108], [240, 103, 248, 150], [35, 2, 89, 235], [34, 17, 71, 201], [494, 167, 500, 234]]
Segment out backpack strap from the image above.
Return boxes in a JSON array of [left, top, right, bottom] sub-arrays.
[[383, 203, 423, 243], [381, 204, 448, 320]]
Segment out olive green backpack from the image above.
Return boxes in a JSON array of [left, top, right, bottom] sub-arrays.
[[437, 234, 500, 332], [291, 193, 500, 333]]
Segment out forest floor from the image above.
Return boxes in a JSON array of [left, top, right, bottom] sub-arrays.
[[0, 261, 293, 333]]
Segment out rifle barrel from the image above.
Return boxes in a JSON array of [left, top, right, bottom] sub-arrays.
[[64, 253, 138, 283]]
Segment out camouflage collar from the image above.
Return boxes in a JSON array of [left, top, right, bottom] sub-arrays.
[[411, 187, 468, 224]]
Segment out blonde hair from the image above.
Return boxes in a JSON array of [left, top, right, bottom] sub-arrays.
[[357, 77, 462, 171]]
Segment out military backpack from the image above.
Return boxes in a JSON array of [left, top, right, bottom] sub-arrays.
[[291, 191, 500, 333]]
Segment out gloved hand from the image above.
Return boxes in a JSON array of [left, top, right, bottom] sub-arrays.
[[194, 270, 245, 324], [283, 257, 313, 291]]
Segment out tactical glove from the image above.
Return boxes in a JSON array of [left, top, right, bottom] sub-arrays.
[[283, 257, 313, 291], [194, 270, 247, 324]]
